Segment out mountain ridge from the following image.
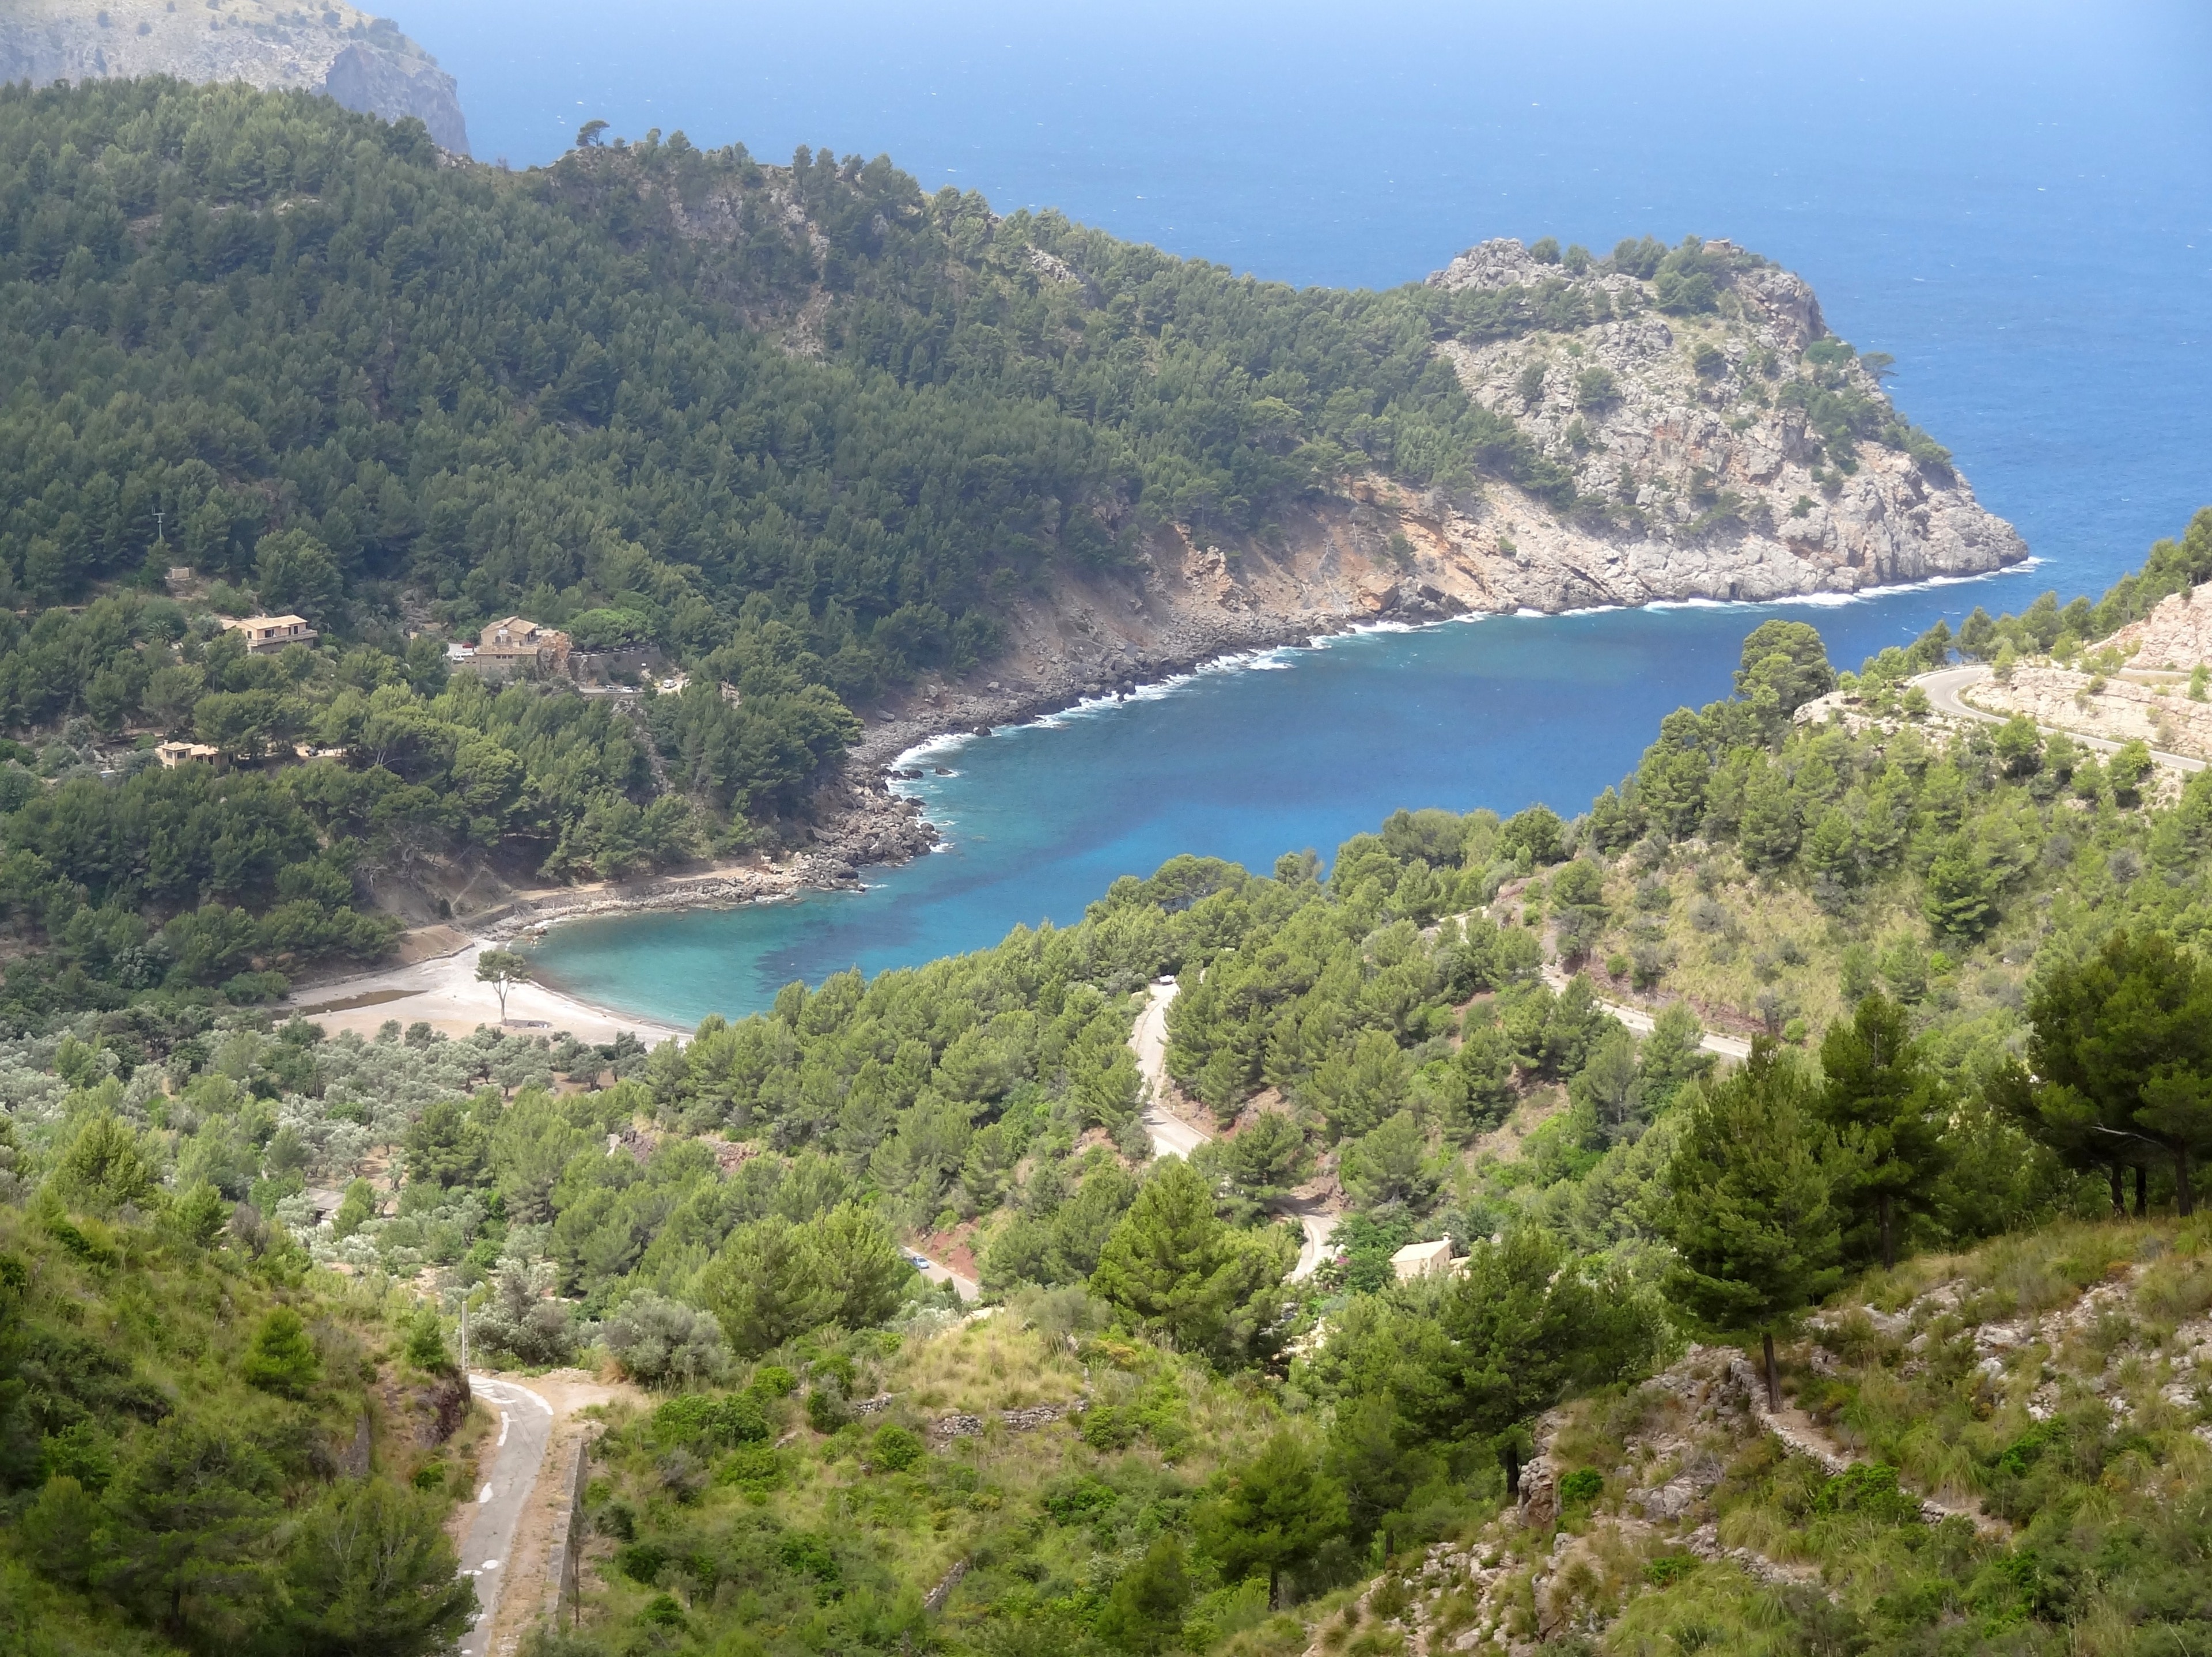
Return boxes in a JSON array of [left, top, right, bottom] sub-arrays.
[[0, 0, 468, 153]]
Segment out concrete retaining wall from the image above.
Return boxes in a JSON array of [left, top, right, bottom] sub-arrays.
[[540, 1433, 592, 1628]]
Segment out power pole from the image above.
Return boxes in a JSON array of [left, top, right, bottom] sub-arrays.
[[460, 1294, 470, 1375]]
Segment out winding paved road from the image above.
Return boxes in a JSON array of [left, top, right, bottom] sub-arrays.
[[906, 1249, 981, 1302], [1131, 978, 1340, 1280], [1916, 663, 2205, 774], [457, 1376, 554, 1657], [1540, 967, 1752, 1060]]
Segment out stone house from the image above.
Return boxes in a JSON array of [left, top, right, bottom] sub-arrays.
[[156, 740, 224, 769], [224, 614, 318, 653], [454, 616, 574, 680]]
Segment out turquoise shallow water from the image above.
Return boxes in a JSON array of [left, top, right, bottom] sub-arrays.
[[531, 586, 2033, 1026], [396, 0, 2212, 1024]]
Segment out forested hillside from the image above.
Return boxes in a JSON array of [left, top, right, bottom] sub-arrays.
[[0, 77, 1998, 1020], [1, 517, 2209, 1653], [0, 75, 1605, 698], [0, 1168, 483, 1656]]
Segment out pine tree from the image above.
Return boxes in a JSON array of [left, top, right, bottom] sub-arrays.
[[331, 1177, 376, 1240], [1661, 1041, 1842, 1408], [474, 948, 532, 1025], [702, 1216, 827, 1356], [1435, 1227, 1655, 1440], [1637, 1002, 1715, 1114], [804, 1202, 910, 1333], [1096, 1534, 1194, 1654], [279, 1477, 479, 1655], [2024, 929, 2212, 1216], [1816, 992, 1950, 1267], [1324, 1394, 1438, 1548], [402, 1304, 450, 1374], [93, 1418, 281, 1643], [1734, 620, 1835, 716], [241, 1307, 321, 1399], [1737, 759, 1802, 871], [1922, 832, 1997, 941], [1089, 1159, 1286, 1361], [47, 1113, 156, 1215], [1194, 1431, 1346, 1607]]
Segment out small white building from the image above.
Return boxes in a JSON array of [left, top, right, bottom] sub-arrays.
[[1391, 1236, 1464, 1281]]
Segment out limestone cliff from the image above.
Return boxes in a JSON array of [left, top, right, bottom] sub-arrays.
[[853, 238, 2026, 761], [0, 0, 468, 154], [1418, 236, 2024, 607]]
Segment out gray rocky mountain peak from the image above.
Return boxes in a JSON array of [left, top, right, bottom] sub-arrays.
[[0, 0, 469, 154]]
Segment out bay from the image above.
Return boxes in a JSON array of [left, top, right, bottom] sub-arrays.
[[388, 0, 2212, 1023], [532, 584, 2025, 1026]]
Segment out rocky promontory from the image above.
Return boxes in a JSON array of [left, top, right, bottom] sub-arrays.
[[1, 0, 468, 154], [1423, 236, 2023, 606], [850, 237, 2026, 779]]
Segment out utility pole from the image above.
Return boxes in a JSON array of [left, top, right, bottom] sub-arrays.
[[460, 1294, 470, 1375]]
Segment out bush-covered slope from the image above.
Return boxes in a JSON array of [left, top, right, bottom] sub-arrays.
[[0, 1182, 480, 1657], [0, 77, 2007, 1019], [541, 1220, 2212, 1657], [0, 76, 1576, 675]]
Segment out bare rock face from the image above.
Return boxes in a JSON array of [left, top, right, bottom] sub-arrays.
[[1424, 236, 2025, 605], [0, 0, 469, 155], [2108, 582, 2212, 670], [319, 37, 469, 153]]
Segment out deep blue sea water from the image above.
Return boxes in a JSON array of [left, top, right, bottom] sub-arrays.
[[392, 1, 2212, 1024]]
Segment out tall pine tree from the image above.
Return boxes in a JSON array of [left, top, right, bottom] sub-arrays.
[[1194, 1431, 1346, 1607], [1661, 1041, 1842, 1409], [1089, 1159, 1288, 1362], [2023, 928, 2212, 1216], [1815, 992, 1950, 1268]]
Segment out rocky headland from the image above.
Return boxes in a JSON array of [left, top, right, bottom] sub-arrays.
[[845, 240, 2024, 808], [1, 0, 469, 153], [704, 234, 2025, 917]]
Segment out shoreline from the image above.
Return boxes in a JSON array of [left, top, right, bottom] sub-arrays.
[[857, 557, 2043, 774], [349, 558, 2044, 1028], [283, 932, 693, 1046]]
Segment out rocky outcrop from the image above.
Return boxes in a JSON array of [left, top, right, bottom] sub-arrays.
[[2108, 581, 2212, 669], [840, 238, 2025, 812], [318, 37, 468, 153], [0, 0, 468, 154], [1427, 237, 2024, 603], [1964, 666, 2212, 763]]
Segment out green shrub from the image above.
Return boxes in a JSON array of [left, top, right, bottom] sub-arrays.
[[241, 1306, 321, 1398], [1811, 1463, 1921, 1524], [649, 1390, 768, 1450], [751, 1364, 798, 1398], [1643, 1554, 1698, 1587], [714, 1445, 785, 1494], [615, 1541, 669, 1585], [870, 1423, 924, 1472], [1081, 1404, 1139, 1451], [1559, 1467, 1604, 1504]]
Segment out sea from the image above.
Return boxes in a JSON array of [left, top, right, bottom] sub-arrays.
[[393, 0, 2212, 1027]]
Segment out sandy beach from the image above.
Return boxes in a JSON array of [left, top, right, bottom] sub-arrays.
[[282, 933, 691, 1046]]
